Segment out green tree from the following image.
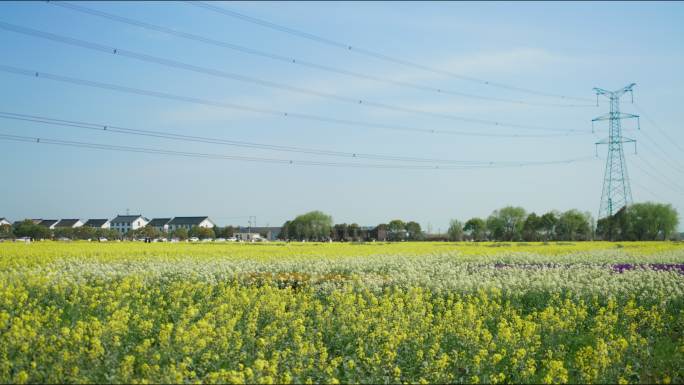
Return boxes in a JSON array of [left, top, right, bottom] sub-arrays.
[[283, 211, 333, 241], [333, 223, 349, 241], [53, 227, 75, 240], [171, 227, 189, 241], [137, 226, 162, 239], [464, 218, 487, 241], [387, 219, 407, 241], [539, 211, 559, 241], [487, 206, 527, 241], [625, 202, 679, 240], [279, 221, 291, 240], [522, 213, 542, 242], [0, 224, 14, 239], [556, 210, 593, 241], [95, 228, 120, 240], [405, 221, 424, 241], [215, 226, 236, 239], [199, 227, 216, 239], [72, 226, 96, 240], [349, 223, 361, 241], [447, 219, 464, 241], [188, 226, 214, 239], [13, 220, 51, 240]]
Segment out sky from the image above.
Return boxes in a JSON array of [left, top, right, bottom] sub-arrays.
[[0, 1, 683, 232]]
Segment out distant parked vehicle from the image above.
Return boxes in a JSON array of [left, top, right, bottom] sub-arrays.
[[214, 238, 226, 242], [98, 237, 108, 242], [227, 237, 238, 242], [189, 237, 199, 242]]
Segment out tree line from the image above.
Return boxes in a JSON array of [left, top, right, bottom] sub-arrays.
[[446, 202, 679, 242], [277, 202, 679, 242]]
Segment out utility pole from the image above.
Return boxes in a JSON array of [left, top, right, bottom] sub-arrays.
[[247, 215, 256, 240], [592, 83, 640, 219]]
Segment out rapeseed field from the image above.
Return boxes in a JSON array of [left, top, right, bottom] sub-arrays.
[[0, 241, 682, 383]]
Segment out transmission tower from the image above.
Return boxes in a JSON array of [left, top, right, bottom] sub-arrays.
[[593, 83, 640, 219]]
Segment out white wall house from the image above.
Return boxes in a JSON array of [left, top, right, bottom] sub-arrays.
[[147, 218, 171, 233], [110, 215, 149, 234], [167, 217, 216, 232], [0, 218, 10, 226], [84, 219, 111, 229], [55, 219, 84, 228]]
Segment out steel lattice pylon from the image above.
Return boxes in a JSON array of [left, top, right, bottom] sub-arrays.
[[593, 84, 640, 219]]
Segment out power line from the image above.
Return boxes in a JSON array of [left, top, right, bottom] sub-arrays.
[[630, 179, 666, 202], [0, 64, 587, 137], [187, 1, 593, 103], [637, 154, 684, 192], [0, 111, 594, 166], [0, 132, 594, 171], [630, 156, 684, 195], [634, 132, 684, 174], [48, 1, 593, 107], [617, 104, 684, 174], [0, 21, 594, 131], [633, 103, 684, 153]]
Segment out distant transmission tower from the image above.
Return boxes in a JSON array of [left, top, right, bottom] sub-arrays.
[[593, 84, 640, 219]]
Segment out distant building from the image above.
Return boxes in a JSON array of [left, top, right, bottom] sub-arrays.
[[236, 226, 281, 241], [0, 218, 10, 226], [148, 218, 171, 233], [110, 215, 149, 234], [83, 219, 111, 229], [167, 217, 216, 232], [234, 232, 264, 242], [38, 219, 59, 230], [55, 219, 84, 228]]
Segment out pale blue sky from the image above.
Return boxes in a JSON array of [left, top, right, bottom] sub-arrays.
[[1, 1, 683, 231]]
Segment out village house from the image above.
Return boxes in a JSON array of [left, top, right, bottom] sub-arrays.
[[236, 226, 282, 241], [55, 219, 84, 228], [38, 219, 59, 230], [83, 219, 111, 229], [234, 232, 264, 242], [0, 218, 10, 226], [167, 216, 215, 232], [147, 218, 171, 233], [110, 215, 149, 234]]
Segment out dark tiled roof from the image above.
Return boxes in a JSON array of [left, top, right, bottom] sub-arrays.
[[38, 219, 58, 227], [84, 219, 109, 227], [148, 218, 171, 226], [168, 216, 210, 225], [111, 215, 146, 223], [55, 219, 81, 227]]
